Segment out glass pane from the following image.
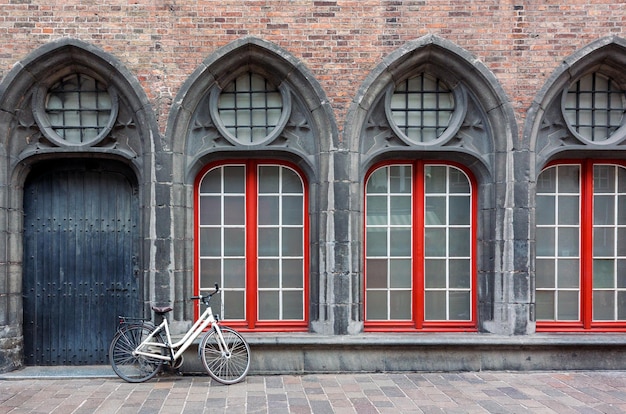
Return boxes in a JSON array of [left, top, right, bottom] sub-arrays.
[[425, 259, 446, 288], [593, 291, 614, 321], [258, 196, 279, 225], [593, 259, 615, 288], [258, 228, 279, 256], [258, 259, 279, 288], [425, 197, 446, 225], [449, 168, 470, 193], [282, 228, 303, 256], [557, 259, 579, 288], [223, 291, 245, 320], [425, 228, 446, 257], [389, 228, 411, 256], [449, 259, 470, 289], [200, 169, 222, 193], [557, 291, 579, 320], [558, 165, 580, 193], [536, 290, 555, 320], [366, 228, 387, 256], [593, 227, 615, 257], [389, 259, 411, 288], [449, 291, 470, 320], [366, 259, 388, 289], [619, 167, 626, 192], [224, 228, 245, 256], [224, 259, 245, 288], [200, 228, 221, 256], [200, 196, 221, 225], [594, 195, 615, 225], [594, 165, 615, 193], [424, 291, 446, 320], [283, 196, 303, 225], [536, 228, 555, 256], [223, 166, 245, 193], [389, 165, 412, 193], [367, 168, 388, 193], [389, 196, 411, 225], [557, 227, 579, 257], [367, 196, 387, 226], [283, 291, 303, 320], [366, 291, 387, 320], [558, 196, 579, 225], [449, 228, 470, 257], [389, 290, 411, 319], [259, 166, 280, 193], [449, 196, 470, 225], [283, 259, 303, 289], [259, 291, 279, 320], [425, 166, 447, 193], [282, 168, 303, 193], [200, 259, 220, 288], [224, 196, 245, 225]]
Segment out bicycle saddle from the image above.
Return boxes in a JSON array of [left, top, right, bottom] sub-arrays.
[[151, 306, 173, 315]]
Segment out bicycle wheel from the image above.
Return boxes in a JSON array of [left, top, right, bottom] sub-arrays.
[[199, 325, 250, 384], [109, 324, 164, 383]]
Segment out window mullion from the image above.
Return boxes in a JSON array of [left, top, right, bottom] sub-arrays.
[[581, 160, 594, 329], [414, 160, 424, 329], [247, 161, 258, 329]]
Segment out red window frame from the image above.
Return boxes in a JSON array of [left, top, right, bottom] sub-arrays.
[[537, 159, 626, 332], [194, 159, 309, 332], [363, 160, 478, 332]]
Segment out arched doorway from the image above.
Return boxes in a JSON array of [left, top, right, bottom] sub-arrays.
[[22, 159, 140, 365]]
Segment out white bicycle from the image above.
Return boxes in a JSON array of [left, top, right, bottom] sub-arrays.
[[108, 284, 250, 384]]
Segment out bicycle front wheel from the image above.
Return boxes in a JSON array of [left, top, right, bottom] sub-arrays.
[[109, 324, 164, 383], [200, 325, 250, 384]]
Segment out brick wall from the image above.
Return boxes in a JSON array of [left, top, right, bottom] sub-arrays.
[[0, 0, 623, 136]]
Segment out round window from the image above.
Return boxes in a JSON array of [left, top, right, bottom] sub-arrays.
[[36, 73, 117, 147], [389, 73, 455, 144], [213, 72, 288, 145], [563, 72, 626, 143]]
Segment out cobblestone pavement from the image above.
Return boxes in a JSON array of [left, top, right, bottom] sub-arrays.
[[2, 371, 626, 413]]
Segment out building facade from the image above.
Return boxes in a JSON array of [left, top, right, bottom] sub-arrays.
[[2, 0, 626, 373]]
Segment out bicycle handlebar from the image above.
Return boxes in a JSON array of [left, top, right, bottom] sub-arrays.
[[190, 283, 219, 304]]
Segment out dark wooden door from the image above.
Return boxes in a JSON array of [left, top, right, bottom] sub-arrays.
[[23, 160, 140, 365]]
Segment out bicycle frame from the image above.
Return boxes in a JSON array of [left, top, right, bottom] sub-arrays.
[[133, 304, 225, 363]]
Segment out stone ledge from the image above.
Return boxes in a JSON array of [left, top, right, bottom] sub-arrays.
[[241, 332, 626, 347]]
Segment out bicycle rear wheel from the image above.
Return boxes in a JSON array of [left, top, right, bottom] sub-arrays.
[[199, 325, 250, 384], [109, 324, 164, 383]]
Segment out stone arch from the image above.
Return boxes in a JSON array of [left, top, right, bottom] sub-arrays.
[[0, 38, 160, 370], [526, 36, 626, 172], [166, 36, 337, 329], [344, 34, 522, 334]]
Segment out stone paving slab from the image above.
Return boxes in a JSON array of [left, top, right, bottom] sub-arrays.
[[1, 371, 626, 413]]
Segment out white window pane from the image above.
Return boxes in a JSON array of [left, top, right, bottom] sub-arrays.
[[449, 291, 471, 320], [557, 227, 579, 257], [258, 291, 279, 320], [449, 196, 470, 225], [536, 227, 556, 257], [259, 166, 280, 193], [390, 259, 411, 288], [425, 259, 446, 288], [283, 259, 303, 289], [258, 259, 279, 288], [367, 259, 388, 289], [223, 291, 245, 320], [536, 195, 555, 226], [426, 197, 446, 225], [224, 259, 245, 288], [282, 228, 303, 256], [424, 291, 446, 320], [389, 228, 411, 257], [200, 228, 220, 256], [258, 196, 279, 225], [201, 259, 220, 288], [593, 227, 614, 257], [557, 291, 579, 320], [282, 196, 303, 225], [224, 228, 245, 256], [367, 228, 388, 256], [593, 259, 615, 289], [389, 291, 411, 320], [425, 228, 446, 257], [593, 291, 614, 320], [449, 228, 470, 257], [224, 196, 245, 225], [557, 259, 579, 288], [223, 166, 245, 193], [366, 291, 388, 320], [258, 228, 279, 256], [449, 259, 471, 289], [283, 291, 303, 320]]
